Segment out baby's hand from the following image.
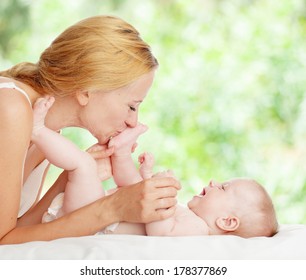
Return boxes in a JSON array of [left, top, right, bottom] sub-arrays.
[[139, 152, 155, 179]]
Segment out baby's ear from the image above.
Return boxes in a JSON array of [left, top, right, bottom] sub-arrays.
[[216, 216, 240, 232], [76, 90, 90, 106]]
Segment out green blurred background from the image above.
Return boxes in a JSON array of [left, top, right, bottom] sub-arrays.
[[1, 0, 305, 224]]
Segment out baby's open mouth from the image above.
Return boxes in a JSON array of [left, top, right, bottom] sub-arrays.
[[199, 188, 206, 196]]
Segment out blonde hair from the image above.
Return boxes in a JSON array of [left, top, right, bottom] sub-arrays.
[[0, 15, 158, 96], [232, 179, 278, 238]]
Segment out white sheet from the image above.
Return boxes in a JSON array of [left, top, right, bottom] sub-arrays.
[[0, 224, 305, 260]]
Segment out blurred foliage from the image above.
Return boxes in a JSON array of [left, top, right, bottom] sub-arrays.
[[1, 0, 305, 224], [0, 0, 30, 56]]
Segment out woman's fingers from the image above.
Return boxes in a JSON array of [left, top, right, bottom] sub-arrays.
[[87, 144, 114, 159], [140, 177, 181, 222], [155, 205, 177, 220], [155, 197, 177, 210], [150, 176, 181, 191], [110, 177, 181, 224], [159, 185, 179, 197], [86, 143, 113, 180]]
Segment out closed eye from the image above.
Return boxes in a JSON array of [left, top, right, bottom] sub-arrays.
[[129, 106, 136, 112]]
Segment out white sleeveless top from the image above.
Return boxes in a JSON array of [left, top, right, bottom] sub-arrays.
[[0, 82, 32, 104], [0, 82, 49, 217]]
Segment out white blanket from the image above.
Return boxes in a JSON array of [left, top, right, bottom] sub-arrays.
[[0, 224, 305, 259]]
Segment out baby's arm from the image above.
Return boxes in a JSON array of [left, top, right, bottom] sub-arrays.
[[108, 123, 150, 187], [146, 205, 209, 236]]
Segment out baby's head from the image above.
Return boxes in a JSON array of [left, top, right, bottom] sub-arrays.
[[187, 178, 278, 238]]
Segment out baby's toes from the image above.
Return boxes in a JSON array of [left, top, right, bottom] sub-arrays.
[[44, 96, 55, 109], [33, 96, 54, 113], [33, 98, 46, 110]]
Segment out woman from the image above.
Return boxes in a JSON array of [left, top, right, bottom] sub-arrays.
[[0, 15, 180, 244]]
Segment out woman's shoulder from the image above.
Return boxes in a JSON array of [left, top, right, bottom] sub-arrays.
[[0, 76, 22, 89], [0, 97, 32, 162], [0, 83, 33, 130], [0, 90, 32, 118], [0, 76, 39, 106]]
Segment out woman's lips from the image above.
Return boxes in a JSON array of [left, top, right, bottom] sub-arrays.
[[105, 130, 124, 145], [113, 131, 121, 137]]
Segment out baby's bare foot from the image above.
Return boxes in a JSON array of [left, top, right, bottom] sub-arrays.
[[108, 123, 148, 156], [32, 96, 55, 135], [139, 152, 155, 179]]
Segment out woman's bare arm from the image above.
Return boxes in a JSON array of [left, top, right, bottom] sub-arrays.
[[0, 91, 33, 240], [1, 176, 180, 244]]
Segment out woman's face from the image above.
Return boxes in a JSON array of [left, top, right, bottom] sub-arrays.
[[79, 70, 156, 144]]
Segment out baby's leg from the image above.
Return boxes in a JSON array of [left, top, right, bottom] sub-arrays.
[[32, 97, 104, 215], [108, 123, 148, 187], [63, 158, 104, 215]]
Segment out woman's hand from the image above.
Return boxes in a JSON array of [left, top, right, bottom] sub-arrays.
[[152, 169, 176, 179], [109, 176, 181, 224], [86, 143, 114, 181]]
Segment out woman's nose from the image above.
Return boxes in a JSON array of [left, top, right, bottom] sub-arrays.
[[126, 113, 138, 128]]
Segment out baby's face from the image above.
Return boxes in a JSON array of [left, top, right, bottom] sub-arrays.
[[187, 178, 254, 222]]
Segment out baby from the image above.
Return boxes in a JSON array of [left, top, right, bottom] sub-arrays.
[[112, 172, 278, 237], [146, 177, 278, 237], [32, 97, 278, 238]]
